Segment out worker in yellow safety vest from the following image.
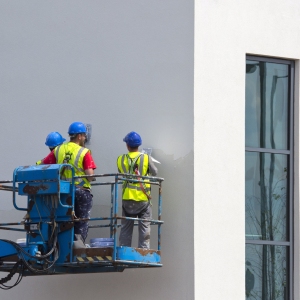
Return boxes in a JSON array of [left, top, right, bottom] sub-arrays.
[[117, 131, 157, 249], [36, 132, 66, 165], [39, 122, 97, 242]]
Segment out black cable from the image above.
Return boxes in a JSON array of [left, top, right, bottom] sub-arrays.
[[0, 239, 55, 260], [0, 229, 59, 275], [16, 240, 59, 274], [19, 245, 58, 274], [0, 261, 23, 290]]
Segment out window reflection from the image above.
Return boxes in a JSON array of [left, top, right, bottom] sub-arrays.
[[245, 60, 289, 150], [245, 152, 287, 241], [246, 245, 287, 299]]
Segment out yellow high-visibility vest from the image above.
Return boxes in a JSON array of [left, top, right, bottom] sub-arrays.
[[54, 142, 91, 188], [117, 152, 150, 201]]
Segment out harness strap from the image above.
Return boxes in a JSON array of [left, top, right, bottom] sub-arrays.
[[122, 154, 142, 196], [133, 167, 152, 200], [124, 154, 151, 201]]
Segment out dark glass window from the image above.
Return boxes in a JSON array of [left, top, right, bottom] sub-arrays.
[[245, 56, 293, 299], [246, 244, 288, 299], [245, 152, 288, 241], [246, 61, 289, 150]]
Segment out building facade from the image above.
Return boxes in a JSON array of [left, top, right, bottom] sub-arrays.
[[195, 1, 300, 299], [0, 0, 299, 299]]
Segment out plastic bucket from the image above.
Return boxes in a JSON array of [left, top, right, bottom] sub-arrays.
[[90, 238, 114, 244], [90, 238, 114, 248], [16, 238, 26, 247]]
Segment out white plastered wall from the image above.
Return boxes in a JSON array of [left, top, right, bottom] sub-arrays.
[[194, 0, 300, 299], [0, 1, 194, 300]]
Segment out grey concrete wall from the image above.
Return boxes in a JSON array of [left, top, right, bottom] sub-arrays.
[[0, 1, 194, 299]]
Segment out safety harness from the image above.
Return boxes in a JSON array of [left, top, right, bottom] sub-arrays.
[[123, 153, 152, 201]]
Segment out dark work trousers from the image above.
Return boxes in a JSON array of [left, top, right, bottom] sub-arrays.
[[119, 200, 151, 249], [74, 188, 93, 243]]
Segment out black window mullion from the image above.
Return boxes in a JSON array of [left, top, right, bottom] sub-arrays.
[[247, 55, 294, 65], [246, 147, 290, 155], [288, 61, 294, 300], [245, 240, 290, 246]]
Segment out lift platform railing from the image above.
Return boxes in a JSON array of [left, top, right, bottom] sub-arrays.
[[0, 166, 164, 269], [73, 172, 164, 258], [0, 173, 164, 241]]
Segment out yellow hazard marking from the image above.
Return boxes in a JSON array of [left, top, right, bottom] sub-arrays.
[[76, 256, 112, 262]]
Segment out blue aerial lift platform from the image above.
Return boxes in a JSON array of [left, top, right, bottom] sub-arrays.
[[0, 164, 164, 289]]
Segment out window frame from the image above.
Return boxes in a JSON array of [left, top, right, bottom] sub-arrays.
[[245, 55, 295, 299]]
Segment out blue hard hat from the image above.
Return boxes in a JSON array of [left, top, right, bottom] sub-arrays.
[[123, 131, 142, 147], [45, 132, 66, 147], [68, 122, 87, 135]]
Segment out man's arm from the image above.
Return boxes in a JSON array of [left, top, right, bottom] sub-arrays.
[[83, 151, 97, 181], [148, 156, 158, 176], [37, 151, 56, 165], [84, 168, 95, 181]]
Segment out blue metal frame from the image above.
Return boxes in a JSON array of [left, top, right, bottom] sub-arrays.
[[0, 164, 164, 280]]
